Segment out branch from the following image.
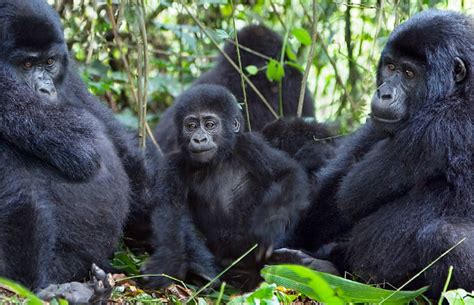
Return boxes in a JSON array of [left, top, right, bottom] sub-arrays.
[[181, 3, 279, 119], [297, 0, 318, 117]]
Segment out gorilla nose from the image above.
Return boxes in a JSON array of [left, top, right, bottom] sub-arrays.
[[377, 83, 396, 101], [39, 87, 51, 95], [38, 86, 58, 101], [193, 136, 208, 144]]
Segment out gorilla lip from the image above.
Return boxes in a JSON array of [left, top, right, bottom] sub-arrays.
[[370, 113, 402, 124], [190, 147, 217, 154]]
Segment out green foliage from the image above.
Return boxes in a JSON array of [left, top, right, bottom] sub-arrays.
[[291, 28, 312, 46], [111, 246, 148, 275], [266, 59, 285, 82], [444, 289, 474, 305], [261, 264, 427, 304], [0, 277, 44, 305], [47, 0, 470, 132]]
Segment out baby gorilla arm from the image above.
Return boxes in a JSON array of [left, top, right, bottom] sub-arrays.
[[236, 133, 310, 257], [0, 68, 101, 181]]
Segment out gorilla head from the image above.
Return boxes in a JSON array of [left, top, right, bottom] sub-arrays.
[[370, 10, 472, 133], [0, 0, 69, 103], [174, 84, 244, 163]]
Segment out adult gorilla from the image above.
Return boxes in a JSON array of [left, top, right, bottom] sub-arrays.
[[0, 0, 147, 301], [292, 10, 473, 296], [155, 25, 315, 154]]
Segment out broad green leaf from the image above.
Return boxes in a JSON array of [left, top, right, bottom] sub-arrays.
[[261, 265, 344, 305], [266, 59, 285, 82], [0, 277, 44, 305], [261, 264, 427, 305], [245, 65, 258, 75], [291, 28, 312, 46]]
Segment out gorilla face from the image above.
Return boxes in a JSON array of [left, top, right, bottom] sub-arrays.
[[1, 11, 69, 105], [370, 10, 471, 134], [370, 53, 426, 132], [9, 48, 67, 103], [182, 111, 240, 163]]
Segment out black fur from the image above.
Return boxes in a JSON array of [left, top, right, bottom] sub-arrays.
[[261, 118, 337, 175], [0, 0, 147, 290], [294, 10, 473, 296], [155, 24, 315, 154], [144, 85, 309, 290]]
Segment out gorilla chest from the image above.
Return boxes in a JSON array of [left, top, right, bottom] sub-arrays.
[[188, 166, 251, 218]]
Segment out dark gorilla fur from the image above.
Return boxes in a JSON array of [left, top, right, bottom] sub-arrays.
[[0, 0, 148, 290], [144, 84, 309, 290], [155, 24, 315, 154], [292, 10, 473, 296], [261, 118, 337, 175]]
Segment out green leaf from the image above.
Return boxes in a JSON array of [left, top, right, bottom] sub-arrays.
[[266, 59, 285, 82], [285, 45, 297, 62], [0, 277, 44, 305], [245, 65, 258, 75], [291, 28, 312, 46], [285, 61, 304, 73], [228, 283, 280, 305], [261, 265, 344, 305], [261, 265, 427, 305], [444, 289, 474, 305]]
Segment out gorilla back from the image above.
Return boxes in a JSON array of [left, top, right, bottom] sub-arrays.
[[0, 0, 130, 289]]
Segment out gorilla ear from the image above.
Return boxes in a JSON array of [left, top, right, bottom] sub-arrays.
[[453, 57, 467, 83], [232, 118, 241, 133]]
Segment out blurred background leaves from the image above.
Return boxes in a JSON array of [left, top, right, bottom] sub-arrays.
[[49, 0, 472, 135]]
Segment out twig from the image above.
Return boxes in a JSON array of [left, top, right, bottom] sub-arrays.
[[380, 238, 466, 304], [188, 244, 258, 302], [278, 14, 291, 117], [297, 0, 318, 117], [137, 0, 149, 149], [106, 2, 138, 105], [224, 39, 272, 61], [181, 3, 279, 119], [231, 0, 251, 131], [270, 0, 287, 32]]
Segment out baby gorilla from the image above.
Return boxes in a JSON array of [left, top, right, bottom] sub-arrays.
[[144, 84, 309, 290]]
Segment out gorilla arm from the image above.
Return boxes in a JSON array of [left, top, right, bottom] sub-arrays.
[[235, 133, 310, 252], [143, 154, 218, 288], [0, 68, 101, 181]]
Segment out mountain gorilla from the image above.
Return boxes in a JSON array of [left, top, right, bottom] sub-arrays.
[[144, 84, 311, 290], [155, 25, 315, 154], [0, 0, 147, 302], [292, 10, 473, 296]]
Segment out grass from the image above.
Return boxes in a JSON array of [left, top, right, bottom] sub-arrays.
[[0, 244, 471, 304]]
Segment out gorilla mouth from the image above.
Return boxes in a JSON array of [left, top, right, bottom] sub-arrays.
[[190, 147, 217, 154], [370, 113, 402, 124]]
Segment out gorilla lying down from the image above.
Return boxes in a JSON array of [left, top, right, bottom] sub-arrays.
[[290, 9, 473, 297], [0, 0, 148, 303], [143, 84, 338, 291]]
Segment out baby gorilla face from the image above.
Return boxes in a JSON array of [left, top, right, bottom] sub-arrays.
[[182, 112, 221, 163]]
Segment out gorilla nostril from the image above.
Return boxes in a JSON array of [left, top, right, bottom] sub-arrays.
[[381, 93, 392, 100], [38, 88, 51, 96]]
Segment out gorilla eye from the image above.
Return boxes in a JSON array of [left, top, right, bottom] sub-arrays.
[[23, 61, 33, 69], [46, 58, 55, 66], [387, 63, 396, 71], [405, 69, 415, 79], [186, 122, 197, 130], [205, 121, 216, 130]]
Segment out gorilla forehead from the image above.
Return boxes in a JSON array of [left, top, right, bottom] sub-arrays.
[[0, 0, 64, 51], [385, 10, 473, 61], [174, 84, 243, 124]]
